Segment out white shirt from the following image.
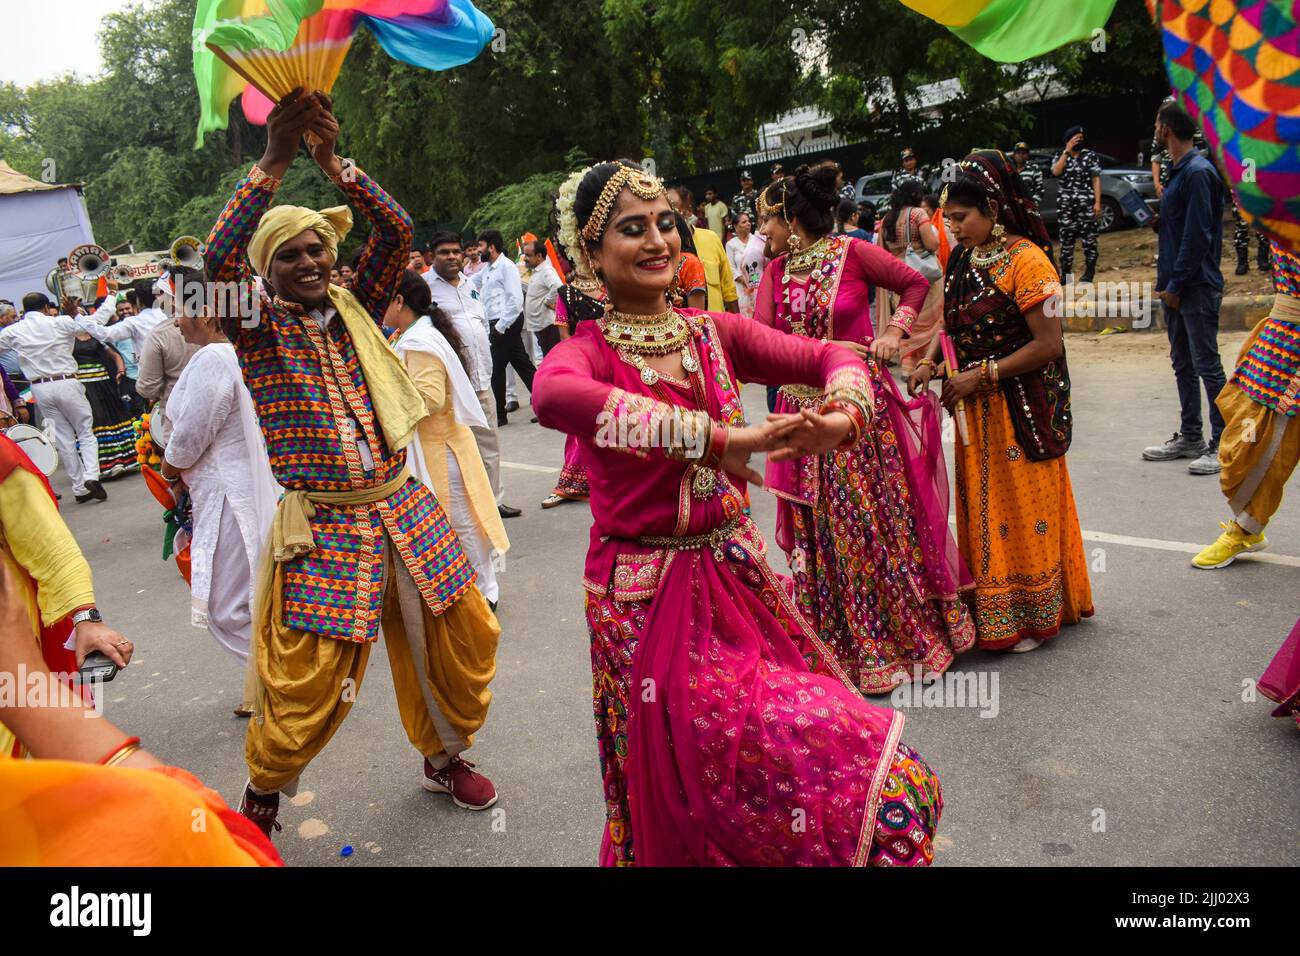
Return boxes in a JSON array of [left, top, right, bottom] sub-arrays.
[[0, 310, 112, 381], [83, 295, 173, 357], [474, 253, 524, 334], [426, 270, 493, 393], [726, 236, 749, 288], [522, 260, 562, 332]]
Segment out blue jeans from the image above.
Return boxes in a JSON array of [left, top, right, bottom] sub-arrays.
[[1162, 283, 1226, 446]]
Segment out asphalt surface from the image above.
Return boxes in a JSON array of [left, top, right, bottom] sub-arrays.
[[57, 330, 1298, 867]]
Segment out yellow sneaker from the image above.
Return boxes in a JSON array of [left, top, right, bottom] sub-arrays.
[[1192, 522, 1267, 569]]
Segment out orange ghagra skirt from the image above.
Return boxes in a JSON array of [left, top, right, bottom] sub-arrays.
[[954, 387, 1094, 649]]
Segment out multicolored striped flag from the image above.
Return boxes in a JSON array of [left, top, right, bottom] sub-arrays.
[[192, 0, 495, 147]]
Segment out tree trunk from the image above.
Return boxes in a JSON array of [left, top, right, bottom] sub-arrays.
[[892, 71, 912, 140], [231, 119, 243, 166]]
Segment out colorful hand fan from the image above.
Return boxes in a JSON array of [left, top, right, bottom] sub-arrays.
[[1148, 0, 1300, 256], [192, 0, 495, 146], [898, 0, 1118, 62]]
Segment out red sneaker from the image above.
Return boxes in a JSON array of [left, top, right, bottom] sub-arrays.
[[239, 785, 282, 837], [423, 756, 498, 810]]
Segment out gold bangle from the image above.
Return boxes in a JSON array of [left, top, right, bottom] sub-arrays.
[[104, 743, 141, 768]]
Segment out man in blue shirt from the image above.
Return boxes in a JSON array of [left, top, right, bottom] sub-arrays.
[[1142, 101, 1227, 476]]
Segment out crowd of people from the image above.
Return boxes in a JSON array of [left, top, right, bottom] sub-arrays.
[[0, 92, 1295, 867]]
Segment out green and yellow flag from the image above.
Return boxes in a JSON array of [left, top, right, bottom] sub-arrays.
[[900, 0, 1119, 62], [192, 0, 324, 147]]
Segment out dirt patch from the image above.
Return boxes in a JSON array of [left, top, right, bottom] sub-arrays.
[[1065, 328, 1249, 364], [1080, 220, 1272, 298]]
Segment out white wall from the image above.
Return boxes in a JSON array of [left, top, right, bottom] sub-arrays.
[[0, 188, 95, 308]]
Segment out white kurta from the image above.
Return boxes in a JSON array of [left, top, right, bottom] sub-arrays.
[[394, 316, 505, 603], [164, 343, 280, 661]]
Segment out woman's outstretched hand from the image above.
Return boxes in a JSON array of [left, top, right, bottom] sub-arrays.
[[718, 420, 794, 486], [765, 408, 855, 462], [940, 368, 982, 414], [870, 327, 903, 364]]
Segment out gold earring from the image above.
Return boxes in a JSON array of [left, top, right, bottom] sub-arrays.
[[788, 232, 803, 254], [990, 213, 1006, 243]]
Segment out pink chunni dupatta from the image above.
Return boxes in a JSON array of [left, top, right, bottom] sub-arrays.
[[761, 240, 971, 600], [626, 542, 901, 866], [1260, 617, 1300, 718]]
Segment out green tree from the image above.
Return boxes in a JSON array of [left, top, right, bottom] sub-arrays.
[[464, 169, 567, 242], [84, 147, 188, 250], [331, 0, 643, 225], [602, 0, 814, 176]]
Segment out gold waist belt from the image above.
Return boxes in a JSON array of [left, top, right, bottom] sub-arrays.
[[638, 516, 744, 558], [778, 383, 824, 407]]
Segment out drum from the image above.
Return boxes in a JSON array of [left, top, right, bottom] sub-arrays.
[[6, 423, 58, 476], [148, 403, 167, 450]]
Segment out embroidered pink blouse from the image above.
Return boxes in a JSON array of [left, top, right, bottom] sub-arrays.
[[532, 308, 868, 594], [753, 235, 930, 341]]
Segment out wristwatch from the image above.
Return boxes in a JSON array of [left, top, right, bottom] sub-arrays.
[[71, 608, 102, 628]]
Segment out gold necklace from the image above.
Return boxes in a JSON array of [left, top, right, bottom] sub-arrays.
[[784, 235, 832, 273], [970, 238, 1009, 270], [571, 273, 603, 294], [600, 308, 690, 354], [600, 308, 700, 384]]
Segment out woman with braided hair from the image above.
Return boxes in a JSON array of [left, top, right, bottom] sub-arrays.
[[755, 160, 976, 697], [909, 149, 1093, 652], [533, 158, 944, 867], [541, 169, 603, 509]]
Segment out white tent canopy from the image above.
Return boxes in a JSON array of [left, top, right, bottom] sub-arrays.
[[0, 160, 95, 309]]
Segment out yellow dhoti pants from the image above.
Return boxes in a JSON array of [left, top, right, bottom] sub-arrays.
[[1217, 384, 1300, 534], [1216, 309, 1300, 537], [245, 534, 500, 793]]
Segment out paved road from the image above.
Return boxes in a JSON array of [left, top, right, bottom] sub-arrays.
[[58, 330, 1298, 866]]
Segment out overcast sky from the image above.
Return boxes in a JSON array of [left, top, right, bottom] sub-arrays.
[[1, 0, 136, 87]]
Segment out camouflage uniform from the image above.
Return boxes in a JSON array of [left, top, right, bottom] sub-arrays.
[[731, 188, 758, 226], [891, 167, 927, 193], [1016, 161, 1044, 206], [1054, 147, 1102, 279]]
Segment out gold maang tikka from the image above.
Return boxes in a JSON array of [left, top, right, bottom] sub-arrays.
[[581, 162, 666, 242]]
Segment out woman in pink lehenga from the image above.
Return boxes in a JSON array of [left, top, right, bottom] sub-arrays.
[[755, 162, 976, 696], [541, 279, 603, 509], [533, 160, 944, 867], [1260, 617, 1300, 731]]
